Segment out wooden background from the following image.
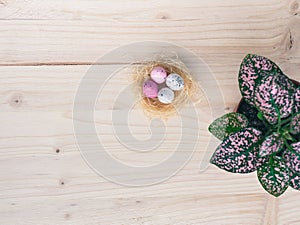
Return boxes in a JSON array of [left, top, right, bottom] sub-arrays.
[[1, 0, 300, 224]]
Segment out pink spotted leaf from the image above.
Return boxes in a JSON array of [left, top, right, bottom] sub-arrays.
[[239, 54, 282, 106], [291, 142, 300, 154], [283, 142, 300, 173], [283, 147, 300, 190], [294, 87, 300, 113], [208, 112, 248, 141], [290, 113, 300, 135], [254, 73, 295, 124], [259, 133, 284, 157], [257, 156, 289, 197], [289, 170, 300, 191], [210, 127, 265, 173]]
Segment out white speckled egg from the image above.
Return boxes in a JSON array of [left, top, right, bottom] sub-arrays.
[[150, 67, 167, 84], [166, 73, 184, 91], [157, 87, 174, 104]]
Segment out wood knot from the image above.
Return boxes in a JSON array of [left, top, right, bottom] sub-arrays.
[[155, 12, 171, 20], [59, 179, 65, 186], [290, 1, 299, 15], [287, 30, 294, 50], [64, 213, 71, 220], [0, 1, 7, 6], [9, 93, 23, 108]]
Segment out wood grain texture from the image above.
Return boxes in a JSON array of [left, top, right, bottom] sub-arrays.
[[1, 0, 300, 224]]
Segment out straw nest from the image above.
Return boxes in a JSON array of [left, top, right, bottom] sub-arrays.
[[132, 56, 200, 119]]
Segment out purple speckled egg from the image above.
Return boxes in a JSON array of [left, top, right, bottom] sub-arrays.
[[143, 80, 158, 98], [150, 67, 167, 84]]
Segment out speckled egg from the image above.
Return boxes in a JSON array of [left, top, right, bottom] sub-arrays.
[[150, 67, 167, 84], [157, 87, 174, 104], [143, 80, 158, 98], [166, 73, 184, 91]]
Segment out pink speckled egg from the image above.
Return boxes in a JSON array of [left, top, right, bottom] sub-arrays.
[[143, 80, 158, 98], [150, 67, 167, 84]]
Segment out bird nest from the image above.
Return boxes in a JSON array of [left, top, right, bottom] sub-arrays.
[[132, 56, 200, 119]]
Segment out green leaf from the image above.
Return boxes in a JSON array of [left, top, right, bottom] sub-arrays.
[[210, 127, 265, 173], [208, 112, 248, 141], [283, 142, 300, 173], [254, 73, 295, 124], [283, 144, 300, 190], [257, 156, 289, 197], [239, 54, 282, 106], [237, 99, 267, 133], [257, 111, 264, 121], [259, 133, 284, 157], [290, 113, 300, 135], [289, 170, 300, 191], [294, 87, 300, 113]]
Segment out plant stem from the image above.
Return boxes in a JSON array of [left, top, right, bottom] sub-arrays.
[[269, 154, 274, 164], [282, 123, 291, 129], [272, 99, 282, 133], [262, 119, 270, 129], [280, 116, 293, 125]]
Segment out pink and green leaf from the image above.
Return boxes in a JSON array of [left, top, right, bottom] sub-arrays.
[[254, 74, 295, 124], [295, 86, 300, 113], [290, 113, 300, 135], [259, 133, 284, 157], [294, 87, 300, 113], [257, 156, 289, 197], [291, 142, 300, 154], [283, 147, 300, 190], [208, 112, 248, 141], [239, 54, 282, 106], [283, 142, 300, 173], [289, 170, 300, 191], [210, 127, 265, 173]]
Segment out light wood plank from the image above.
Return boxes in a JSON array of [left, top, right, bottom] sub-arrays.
[[1, 0, 300, 224], [0, 194, 267, 225], [1, 0, 299, 65], [0, 0, 291, 21]]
